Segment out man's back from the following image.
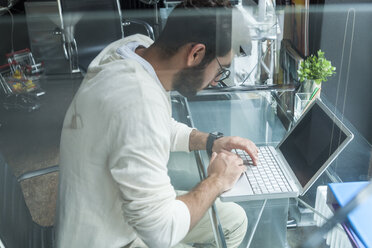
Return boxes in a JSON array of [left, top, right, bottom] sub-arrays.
[[56, 35, 192, 247]]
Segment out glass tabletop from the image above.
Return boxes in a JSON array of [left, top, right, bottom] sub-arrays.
[[169, 90, 372, 248], [187, 92, 287, 146], [170, 91, 292, 247]]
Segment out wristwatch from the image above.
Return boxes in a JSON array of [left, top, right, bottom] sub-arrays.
[[206, 132, 224, 157]]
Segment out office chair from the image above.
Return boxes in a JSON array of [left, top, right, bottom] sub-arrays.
[[0, 153, 58, 248], [56, 0, 155, 73]]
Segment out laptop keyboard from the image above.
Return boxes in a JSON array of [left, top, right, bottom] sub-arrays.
[[234, 146, 292, 195]]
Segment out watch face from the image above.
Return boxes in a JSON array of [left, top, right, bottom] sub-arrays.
[[215, 132, 224, 138]]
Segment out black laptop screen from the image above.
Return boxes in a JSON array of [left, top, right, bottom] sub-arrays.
[[279, 103, 347, 187]]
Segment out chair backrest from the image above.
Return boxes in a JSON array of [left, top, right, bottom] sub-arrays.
[[0, 153, 54, 248], [57, 0, 124, 72]]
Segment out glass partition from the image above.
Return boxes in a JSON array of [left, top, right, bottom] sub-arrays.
[[0, 1, 371, 247]]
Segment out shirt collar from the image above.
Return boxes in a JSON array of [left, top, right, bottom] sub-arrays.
[[116, 42, 167, 94]]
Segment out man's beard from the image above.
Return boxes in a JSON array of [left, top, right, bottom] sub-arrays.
[[172, 66, 205, 98]]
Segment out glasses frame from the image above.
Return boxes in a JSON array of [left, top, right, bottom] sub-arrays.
[[214, 57, 231, 83]]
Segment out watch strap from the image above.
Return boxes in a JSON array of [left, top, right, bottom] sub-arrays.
[[206, 132, 224, 157]]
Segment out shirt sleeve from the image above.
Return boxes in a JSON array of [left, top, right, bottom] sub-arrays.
[[169, 118, 194, 152], [108, 102, 190, 248]]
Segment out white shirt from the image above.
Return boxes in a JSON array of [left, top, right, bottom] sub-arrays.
[[56, 34, 193, 248]]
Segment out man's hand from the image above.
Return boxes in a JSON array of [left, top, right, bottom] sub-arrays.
[[207, 151, 246, 194], [213, 136, 259, 165], [177, 150, 245, 231], [188, 130, 258, 165]]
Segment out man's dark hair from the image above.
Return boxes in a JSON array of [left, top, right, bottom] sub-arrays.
[[154, 0, 232, 67]]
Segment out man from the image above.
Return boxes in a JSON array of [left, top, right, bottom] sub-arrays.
[[56, 1, 258, 247]]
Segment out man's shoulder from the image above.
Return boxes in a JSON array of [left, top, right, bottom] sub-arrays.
[[81, 62, 167, 113], [118, 34, 154, 47], [91, 34, 153, 66]]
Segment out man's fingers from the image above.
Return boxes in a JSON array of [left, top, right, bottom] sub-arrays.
[[226, 151, 244, 165], [247, 150, 259, 166], [239, 142, 259, 165], [210, 152, 217, 163], [223, 136, 259, 166], [247, 143, 259, 165], [231, 137, 258, 153]]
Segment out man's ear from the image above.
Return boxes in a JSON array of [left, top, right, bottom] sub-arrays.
[[186, 43, 206, 67]]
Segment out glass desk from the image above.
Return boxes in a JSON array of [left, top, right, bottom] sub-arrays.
[[189, 92, 290, 247], [169, 90, 372, 248], [169, 91, 291, 247], [169, 91, 288, 190]]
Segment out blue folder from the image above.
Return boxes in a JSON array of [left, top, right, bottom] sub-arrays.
[[328, 181, 372, 248]]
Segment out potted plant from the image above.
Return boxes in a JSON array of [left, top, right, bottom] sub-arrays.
[[297, 50, 336, 98]]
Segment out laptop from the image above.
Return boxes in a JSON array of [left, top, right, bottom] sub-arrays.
[[220, 98, 354, 202]]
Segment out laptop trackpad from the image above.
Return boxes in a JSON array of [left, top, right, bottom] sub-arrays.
[[220, 172, 253, 199]]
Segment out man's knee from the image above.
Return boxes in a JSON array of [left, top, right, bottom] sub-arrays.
[[225, 203, 247, 234], [215, 201, 248, 247]]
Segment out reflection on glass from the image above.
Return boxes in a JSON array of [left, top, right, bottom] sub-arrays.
[[294, 92, 312, 121]]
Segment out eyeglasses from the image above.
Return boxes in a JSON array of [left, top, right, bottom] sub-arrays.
[[214, 57, 231, 83]]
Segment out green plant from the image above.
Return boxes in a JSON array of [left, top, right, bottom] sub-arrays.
[[298, 50, 336, 85]]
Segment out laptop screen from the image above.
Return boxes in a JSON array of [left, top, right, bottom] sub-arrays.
[[279, 102, 348, 187]]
